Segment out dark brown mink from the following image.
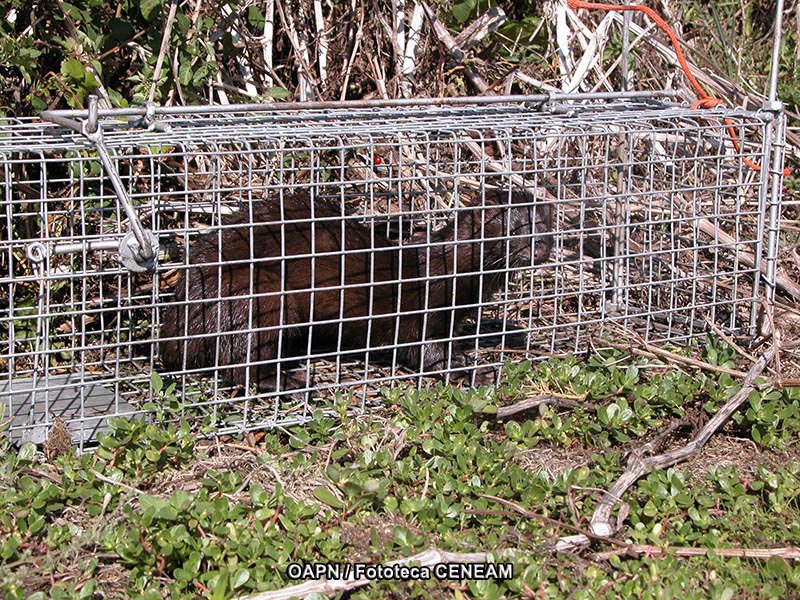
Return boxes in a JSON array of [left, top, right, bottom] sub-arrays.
[[160, 188, 552, 389]]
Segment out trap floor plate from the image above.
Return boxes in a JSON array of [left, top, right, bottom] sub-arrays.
[[3, 374, 138, 447]]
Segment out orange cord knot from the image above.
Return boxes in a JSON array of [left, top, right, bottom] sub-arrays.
[[690, 98, 725, 110]]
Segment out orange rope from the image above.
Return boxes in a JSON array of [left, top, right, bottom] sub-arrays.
[[567, 0, 786, 176]]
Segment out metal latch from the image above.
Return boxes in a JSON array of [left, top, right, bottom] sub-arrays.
[[39, 95, 161, 273]]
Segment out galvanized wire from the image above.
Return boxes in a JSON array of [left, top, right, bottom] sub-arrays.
[[0, 97, 783, 449]]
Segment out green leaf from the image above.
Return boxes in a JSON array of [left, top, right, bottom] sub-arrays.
[[60, 2, 87, 21], [61, 57, 85, 81], [247, 5, 266, 29], [362, 478, 380, 494], [78, 579, 97, 599], [17, 442, 37, 462], [139, 494, 179, 521], [178, 62, 193, 86], [765, 557, 789, 577], [231, 568, 250, 589], [312, 486, 345, 509], [140, 0, 163, 21], [192, 63, 209, 87], [151, 370, 163, 394], [106, 87, 128, 108], [393, 526, 413, 548], [452, 0, 476, 23], [718, 589, 736, 600]]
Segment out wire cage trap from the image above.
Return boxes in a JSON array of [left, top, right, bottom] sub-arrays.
[[0, 92, 785, 449]]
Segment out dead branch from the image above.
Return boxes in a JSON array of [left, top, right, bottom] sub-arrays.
[[390, 0, 406, 73], [476, 492, 629, 547], [262, 0, 275, 88], [339, 0, 365, 101], [313, 0, 328, 89], [276, 0, 318, 101], [705, 318, 759, 363], [595, 337, 749, 379], [588, 342, 779, 537], [628, 417, 689, 460], [421, 2, 493, 94], [496, 394, 590, 419], [594, 544, 800, 561], [400, 2, 425, 97], [218, 4, 258, 100], [547, 1, 574, 86], [513, 71, 560, 93], [149, 0, 180, 104], [562, 11, 616, 93], [391, 0, 409, 97], [453, 6, 507, 51], [371, 54, 389, 99], [170, 44, 184, 104], [89, 469, 145, 495], [422, 1, 463, 60]]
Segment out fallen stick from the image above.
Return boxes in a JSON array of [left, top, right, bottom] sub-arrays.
[[400, 2, 424, 97], [596, 337, 748, 379], [219, 4, 259, 99], [562, 11, 615, 93], [276, 0, 318, 101], [148, 0, 179, 104], [588, 342, 779, 537], [594, 544, 800, 561], [453, 6, 507, 50], [495, 394, 590, 419], [339, 0, 365, 101], [262, 0, 275, 88], [313, 0, 329, 89]]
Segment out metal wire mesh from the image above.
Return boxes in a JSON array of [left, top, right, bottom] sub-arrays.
[[0, 96, 784, 448]]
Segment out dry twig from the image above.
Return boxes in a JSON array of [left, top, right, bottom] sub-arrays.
[[148, 0, 180, 104], [339, 0, 365, 100], [262, 0, 275, 88], [453, 6, 507, 50], [401, 2, 425, 94], [596, 337, 749, 379], [276, 0, 318, 100], [588, 342, 780, 537], [496, 395, 590, 419], [594, 544, 800, 561], [695, 217, 800, 302], [313, 0, 328, 90], [422, 2, 494, 94]]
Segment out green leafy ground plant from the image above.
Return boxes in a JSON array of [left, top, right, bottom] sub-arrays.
[[2, 339, 800, 599]]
